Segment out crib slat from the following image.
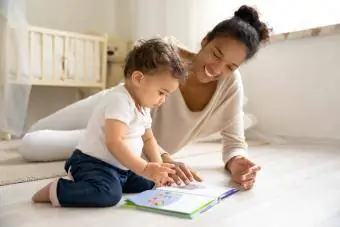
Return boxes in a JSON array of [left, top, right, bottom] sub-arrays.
[[93, 41, 96, 82], [101, 34, 108, 87], [83, 40, 87, 81], [52, 35, 55, 80], [93, 40, 96, 82], [28, 30, 32, 81], [94, 41, 100, 82], [40, 33, 44, 80], [61, 36, 69, 81], [73, 39, 77, 82]]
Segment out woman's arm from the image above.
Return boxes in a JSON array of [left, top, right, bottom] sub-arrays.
[[220, 70, 249, 165], [221, 70, 261, 190]]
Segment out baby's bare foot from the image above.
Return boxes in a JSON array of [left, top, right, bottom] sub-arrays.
[[32, 182, 53, 203]]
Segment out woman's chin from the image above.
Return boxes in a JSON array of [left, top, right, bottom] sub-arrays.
[[197, 74, 214, 84]]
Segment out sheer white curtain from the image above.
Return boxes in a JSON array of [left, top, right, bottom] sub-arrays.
[[0, 0, 31, 137]]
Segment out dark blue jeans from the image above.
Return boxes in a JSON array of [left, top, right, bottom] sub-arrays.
[[56, 149, 155, 207]]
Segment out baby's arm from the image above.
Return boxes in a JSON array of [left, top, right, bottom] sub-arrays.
[[104, 94, 174, 184], [105, 119, 148, 175], [106, 120, 174, 185], [142, 129, 163, 163]]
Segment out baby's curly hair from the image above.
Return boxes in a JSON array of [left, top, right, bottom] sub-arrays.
[[123, 38, 187, 80]]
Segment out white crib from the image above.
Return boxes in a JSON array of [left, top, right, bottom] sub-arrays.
[[9, 26, 109, 90], [1, 26, 112, 140]]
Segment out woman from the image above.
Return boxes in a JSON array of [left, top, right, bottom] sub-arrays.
[[19, 5, 270, 190]]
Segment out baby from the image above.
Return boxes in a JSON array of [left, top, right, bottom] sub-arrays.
[[32, 38, 187, 207]]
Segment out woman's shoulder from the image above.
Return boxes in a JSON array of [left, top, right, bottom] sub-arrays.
[[162, 36, 196, 61], [219, 69, 244, 90]]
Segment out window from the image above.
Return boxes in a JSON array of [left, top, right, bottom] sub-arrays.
[[195, 0, 340, 38]]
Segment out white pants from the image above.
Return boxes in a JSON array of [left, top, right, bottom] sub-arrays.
[[18, 89, 109, 161]]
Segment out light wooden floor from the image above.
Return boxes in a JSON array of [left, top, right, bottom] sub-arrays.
[[1, 142, 340, 227]]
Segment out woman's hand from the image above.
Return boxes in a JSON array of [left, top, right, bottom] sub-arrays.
[[226, 156, 261, 190], [161, 153, 203, 185]]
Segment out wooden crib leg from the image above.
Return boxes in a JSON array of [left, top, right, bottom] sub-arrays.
[[0, 132, 12, 141], [75, 88, 85, 101]]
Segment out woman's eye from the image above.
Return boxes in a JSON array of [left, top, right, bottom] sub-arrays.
[[227, 65, 233, 71], [213, 52, 220, 59]]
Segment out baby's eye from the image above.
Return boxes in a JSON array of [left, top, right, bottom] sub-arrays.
[[159, 91, 165, 96]]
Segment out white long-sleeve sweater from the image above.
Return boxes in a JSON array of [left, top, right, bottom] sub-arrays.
[[151, 69, 248, 164]]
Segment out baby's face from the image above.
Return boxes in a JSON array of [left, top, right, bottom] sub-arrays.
[[135, 71, 179, 108]]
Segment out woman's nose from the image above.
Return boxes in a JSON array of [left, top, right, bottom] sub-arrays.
[[210, 62, 225, 75]]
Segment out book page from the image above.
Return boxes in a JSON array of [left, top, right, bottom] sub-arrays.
[[126, 189, 215, 214], [157, 183, 238, 199]]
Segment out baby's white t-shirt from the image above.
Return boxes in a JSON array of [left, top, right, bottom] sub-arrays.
[[76, 84, 152, 170]]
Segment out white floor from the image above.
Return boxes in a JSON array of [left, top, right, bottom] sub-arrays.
[[1, 142, 340, 227]]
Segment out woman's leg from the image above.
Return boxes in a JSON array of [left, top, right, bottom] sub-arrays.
[[18, 129, 84, 161], [29, 89, 109, 132], [19, 89, 110, 162]]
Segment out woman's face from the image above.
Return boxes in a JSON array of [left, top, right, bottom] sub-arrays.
[[192, 36, 247, 84]]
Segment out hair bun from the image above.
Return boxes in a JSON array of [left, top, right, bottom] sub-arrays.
[[234, 5, 259, 28], [234, 5, 270, 42]]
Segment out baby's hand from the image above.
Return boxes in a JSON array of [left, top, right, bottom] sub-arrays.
[[142, 163, 176, 186]]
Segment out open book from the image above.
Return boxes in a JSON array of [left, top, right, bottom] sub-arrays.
[[122, 183, 239, 219]]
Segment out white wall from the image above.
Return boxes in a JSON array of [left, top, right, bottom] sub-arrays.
[[114, 0, 133, 39], [241, 34, 340, 141], [27, 0, 118, 36], [129, 0, 200, 51]]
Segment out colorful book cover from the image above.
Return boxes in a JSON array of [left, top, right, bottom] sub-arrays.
[[122, 183, 239, 219]]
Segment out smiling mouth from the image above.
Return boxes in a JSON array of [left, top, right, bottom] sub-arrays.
[[204, 66, 215, 78]]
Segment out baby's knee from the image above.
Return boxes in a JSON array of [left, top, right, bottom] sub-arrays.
[[56, 179, 122, 207], [94, 188, 122, 207]]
